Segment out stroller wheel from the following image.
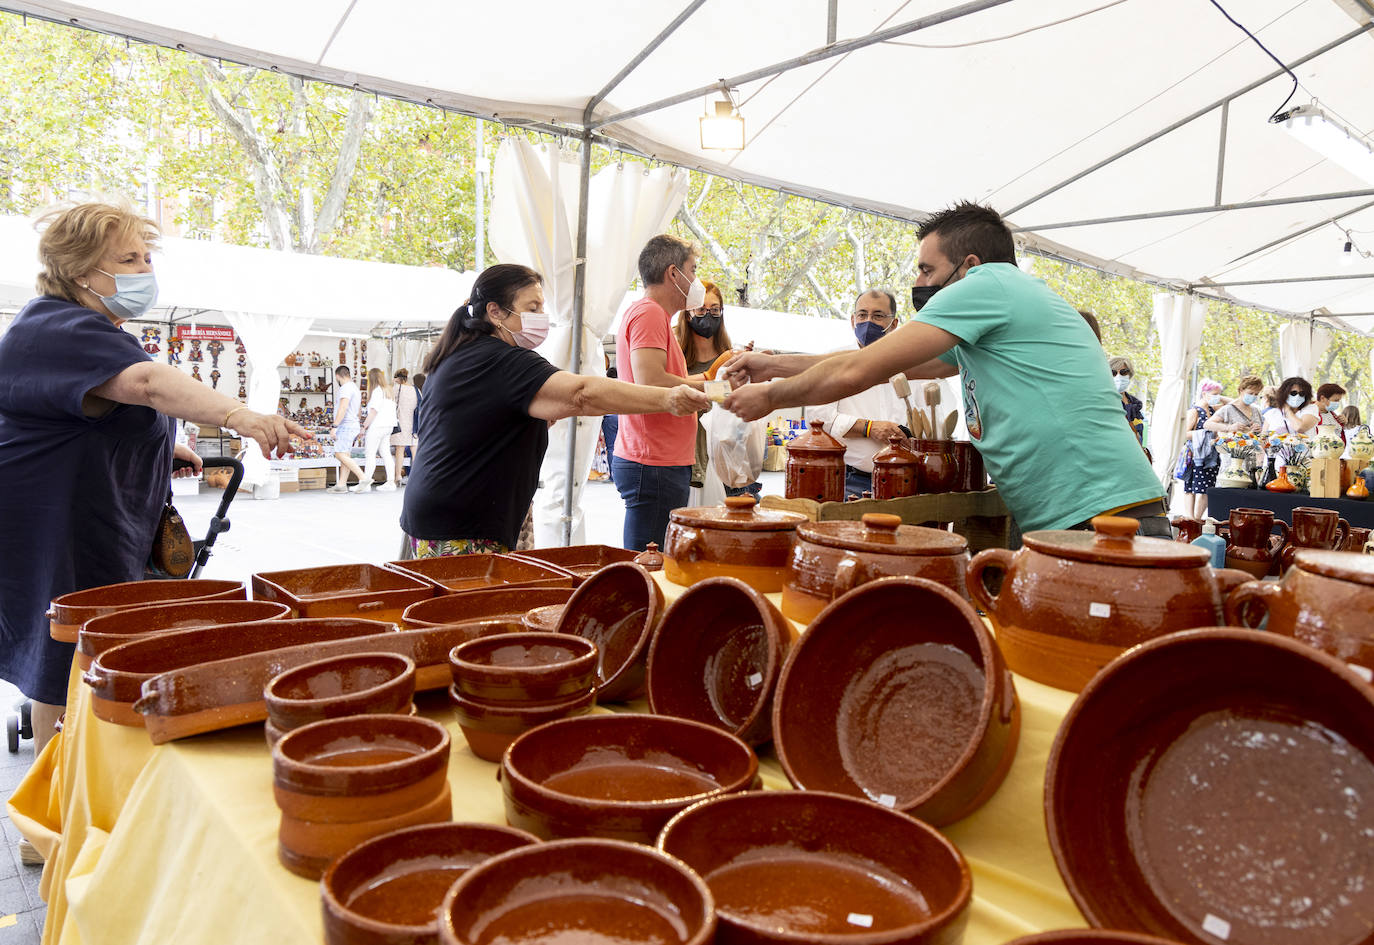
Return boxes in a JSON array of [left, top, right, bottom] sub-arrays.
[[19, 701, 32, 740], [6, 714, 18, 753]]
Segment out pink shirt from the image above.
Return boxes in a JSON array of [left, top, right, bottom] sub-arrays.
[[615, 297, 696, 467]]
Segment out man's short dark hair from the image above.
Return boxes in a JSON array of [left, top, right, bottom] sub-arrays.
[[335, 365, 350, 378], [856, 289, 897, 316], [638, 234, 698, 286], [1316, 382, 1346, 400], [917, 201, 1017, 266]]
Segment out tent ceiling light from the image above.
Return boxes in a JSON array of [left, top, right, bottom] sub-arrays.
[[1280, 103, 1374, 185], [1342, 240, 1354, 267], [700, 97, 744, 151]]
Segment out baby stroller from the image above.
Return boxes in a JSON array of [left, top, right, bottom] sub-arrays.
[[5, 457, 244, 751]]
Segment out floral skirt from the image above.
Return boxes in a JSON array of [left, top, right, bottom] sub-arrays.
[[404, 535, 507, 558]]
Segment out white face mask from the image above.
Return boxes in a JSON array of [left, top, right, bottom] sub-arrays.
[[93, 268, 158, 319], [1287, 393, 1305, 409], [502, 309, 549, 350], [1113, 374, 1131, 394], [1329, 400, 1345, 413], [672, 267, 706, 311], [1207, 394, 1222, 406]]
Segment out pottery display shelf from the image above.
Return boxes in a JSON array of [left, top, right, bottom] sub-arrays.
[[762, 486, 1011, 553], [1207, 486, 1374, 530]]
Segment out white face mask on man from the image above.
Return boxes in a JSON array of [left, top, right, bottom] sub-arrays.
[[671, 266, 706, 311]]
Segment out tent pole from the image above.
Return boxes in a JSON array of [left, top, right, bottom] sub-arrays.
[[1192, 273, 1374, 288], [563, 132, 594, 546], [1223, 198, 1374, 267], [827, 0, 838, 44], [583, 0, 707, 123], [1010, 188, 1374, 233], [1213, 100, 1228, 207], [475, 122, 486, 271]]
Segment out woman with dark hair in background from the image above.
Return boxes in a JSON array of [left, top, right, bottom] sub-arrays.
[[1262, 376, 1318, 435]]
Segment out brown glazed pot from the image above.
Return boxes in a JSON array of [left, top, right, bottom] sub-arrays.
[[438, 839, 716, 945], [967, 516, 1254, 693], [499, 714, 758, 843], [871, 435, 921, 500], [556, 562, 664, 702], [784, 419, 846, 502], [1279, 506, 1351, 572], [1344, 525, 1372, 552], [1004, 934, 1191, 945], [321, 821, 540, 945], [646, 577, 792, 745], [76, 599, 290, 671], [782, 513, 970, 625], [663, 494, 806, 593], [253, 564, 434, 624], [449, 686, 596, 762], [1225, 548, 1374, 676], [49, 578, 245, 643], [773, 576, 1019, 827], [914, 439, 959, 494], [657, 790, 972, 945], [951, 440, 986, 492], [264, 652, 416, 734], [383, 553, 574, 594], [510, 544, 639, 584], [449, 632, 598, 704], [400, 587, 574, 629], [1217, 506, 1289, 579], [1046, 628, 1374, 945], [519, 604, 565, 633]]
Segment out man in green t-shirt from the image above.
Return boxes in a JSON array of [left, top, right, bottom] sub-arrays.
[[723, 202, 1166, 536]]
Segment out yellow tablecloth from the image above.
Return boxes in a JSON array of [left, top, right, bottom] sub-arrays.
[[9, 575, 1087, 945]]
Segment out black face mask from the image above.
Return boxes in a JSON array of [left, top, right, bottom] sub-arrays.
[[910, 262, 965, 312], [689, 314, 722, 339]]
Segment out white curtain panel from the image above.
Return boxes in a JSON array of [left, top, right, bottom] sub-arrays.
[[1148, 293, 1204, 487], [225, 310, 313, 486], [1277, 320, 1331, 382]]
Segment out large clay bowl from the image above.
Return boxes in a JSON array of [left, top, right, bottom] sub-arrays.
[[511, 544, 638, 584], [658, 790, 971, 945], [321, 821, 540, 945], [76, 599, 290, 671], [1004, 934, 1190, 945], [646, 577, 791, 745], [384, 553, 573, 594], [500, 714, 759, 843], [450, 686, 596, 762], [448, 632, 598, 704], [49, 578, 245, 643], [438, 838, 716, 945], [400, 587, 574, 629], [773, 576, 1019, 827], [253, 563, 434, 623], [1046, 628, 1374, 945], [556, 562, 664, 702], [264, 652, 416, 734]]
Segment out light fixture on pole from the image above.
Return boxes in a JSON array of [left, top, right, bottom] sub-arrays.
[[699, 87, 744, 151], [1279, 103, 1374, 185]]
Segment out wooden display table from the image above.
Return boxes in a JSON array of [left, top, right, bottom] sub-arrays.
[[761, 488, 1012, 552]]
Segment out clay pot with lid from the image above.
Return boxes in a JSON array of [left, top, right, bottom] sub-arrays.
[[782, 513, 970, 625], [663, 494, 805, 593], [871, 435, 920, 499], [784, 419, 846, 502], [967, 516, 1254, 693]]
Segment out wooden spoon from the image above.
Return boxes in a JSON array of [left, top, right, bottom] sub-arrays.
[[942, 411, 958, 439], [923, 382, 942, 439]]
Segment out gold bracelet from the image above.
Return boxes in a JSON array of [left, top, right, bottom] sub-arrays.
[[222, 404, 251, 429]]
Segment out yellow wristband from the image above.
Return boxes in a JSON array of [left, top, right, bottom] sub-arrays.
[[864, 420, 872, 437], [222, 404, 251, 429]]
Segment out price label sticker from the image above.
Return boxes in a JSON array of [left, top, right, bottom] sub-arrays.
[[746, 672, 763, 688], [1089, 601, 1112, 618], [847, 914, 874, 928], [1348, 662, 1373, 683], [876, 794, 897, 808], [1201, 914, 1231, 940]]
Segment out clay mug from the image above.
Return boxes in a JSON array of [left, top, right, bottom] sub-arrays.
[[1347, 526, 1373, 552], [1284, 507, 1349, 568], [1222, 507, 1289, 579], [1172, 517, 1203, 543]]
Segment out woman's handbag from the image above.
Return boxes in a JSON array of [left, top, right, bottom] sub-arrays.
[[149, 492, 195, 577]]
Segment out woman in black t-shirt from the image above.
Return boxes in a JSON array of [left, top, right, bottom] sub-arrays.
[[400, 263, 708, 556]]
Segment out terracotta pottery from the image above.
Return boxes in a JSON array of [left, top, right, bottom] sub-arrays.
[[1218, 507, 1289, 579], [871, 435, 921, 500], [76, 599, 290, 671], [657, 790, 972, 945], [49, 578, 245, 643], [914, 438, 959, 494], [1046, 628, 1374, 945], [968, 516, 1255, 693], [951, 440, 986, 492], [449, 686, 596, 762], [782, 514, 970, 625], [499, 714, 758, 843], [448, 632, 598, 704], [383, 553, 573, 594], [784, 419, 846, 502], [646, 576, 791, 745], [281, 784, 453, 882], [264, 652, 415, 735], [519, 604, 564, 633], [1171, 516, 1203, 543], [321, 822, 540, 945], [1345, 525, 1373, 552], [400, 586, 574, 630], [1004, 934, 1191, 945], [509, 544, 638, 584], [773, 576, 1019, 826], [1280, 506, 1350, 571], [633, 541, 665, 572], [87, 617, 397, 727], [555, 562, 664, 702], [438, 838, 716, 945], [663, 494, 806, 593], [1350, 474, 1372, 500], [253, 564, 434, 624], [1265, 464, 1298, 492]]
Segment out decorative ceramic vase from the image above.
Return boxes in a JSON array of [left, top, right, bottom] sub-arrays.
[[784, 420, 846, 502], [1266, 465, 1297, 493], [1254, 456, 1278, 489], [1348, 475, 1370, 500], [1348, 426, 1374, 470], [1311, 428, 1345, 460], [1218, 507, 1289, 579], [1216, 450, 1252, 488], [871, 435, 920, 499]]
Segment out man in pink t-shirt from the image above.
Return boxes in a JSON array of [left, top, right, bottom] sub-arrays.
[[614, 234, 708, 550]]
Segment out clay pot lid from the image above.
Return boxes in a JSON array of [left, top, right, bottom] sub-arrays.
[[668, 495, 806, 531], [633, 542, 665, 571], [797, 514, 967, 556], [786, 419, 845, 453], [872, 435, 919, 466], [1294, 548, 1374, 586], [1023, 515, 1208, 569]]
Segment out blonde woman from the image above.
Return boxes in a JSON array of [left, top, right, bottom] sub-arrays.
[[355, 367, 398, 492], [390, 368, 419, 484]]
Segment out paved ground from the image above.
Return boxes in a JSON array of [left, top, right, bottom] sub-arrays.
[[0, 683, 45, 943]]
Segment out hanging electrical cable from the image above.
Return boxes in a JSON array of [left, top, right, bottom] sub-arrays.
[[1205, 0, 1300, 122]]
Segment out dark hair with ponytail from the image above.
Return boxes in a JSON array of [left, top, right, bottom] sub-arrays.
[[424, 263, 543, 373]]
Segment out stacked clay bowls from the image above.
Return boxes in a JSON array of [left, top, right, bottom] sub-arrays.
[[76, 598, 289, 671], [556, 561, 663, 702], [663, 494, 806, 593], [264, 652, 416, 746]]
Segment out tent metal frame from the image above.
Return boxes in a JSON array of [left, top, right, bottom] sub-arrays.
[[1009, 188, 1374, 232]]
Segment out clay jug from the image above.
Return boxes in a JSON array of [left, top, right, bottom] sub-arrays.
[[1265, 465, 1297, 493], [1221, 507, 1289, 579], [871, 435, 920, 499], [1172, 517, 1203, 543], [915, 439, 958, 494], [1284, 506, 1350, 564], [1348, 474, 1370, 500], [1344, 526, 1372, 552], [784, 420, 846, 503]]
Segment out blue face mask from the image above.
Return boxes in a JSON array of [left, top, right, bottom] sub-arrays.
[[1287, 393, 1305, 409], [854, 320, 888, 347], [1242, 393, 1258, 405], [94, 268, 158, 319]]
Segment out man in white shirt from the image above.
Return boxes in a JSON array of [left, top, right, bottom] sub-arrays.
[[327, 364, 368, 493], [807, 289, 911, 498]]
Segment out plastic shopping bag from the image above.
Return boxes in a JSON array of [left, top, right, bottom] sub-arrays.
[[703, 404, 766, 488]]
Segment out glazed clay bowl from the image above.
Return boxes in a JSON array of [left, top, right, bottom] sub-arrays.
[[252, 563, 434, 623], [967, 516, 1253, 693], [664, 494, 806, 593], [657, 790, 971, 945], [510, 544, 638, 583], [773, 576, 1019, 827], [783, 513, 971, 625], [646, 576, 792, 745], [76, 598, 290, 671], [556, 562, 664, 702], [321, 821, 540, 945], [1046, 628, 1374, 945], [450, 686, 596, 762], [448, 632, 598, 704], [438, 838, 716, 945], [519, 604, 564, 633], [264, 651, 416, 734], [49, 577, 245, 643], [500, 713, 759, 843], [384, 553, 574, 594], [1004, 934, 1190, 945], [400, 587, 574, 630]]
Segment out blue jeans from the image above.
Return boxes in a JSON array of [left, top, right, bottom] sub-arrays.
[[611, 457, 691, 551], [601, 415, 619, 482], [844, 466, 872, 500]]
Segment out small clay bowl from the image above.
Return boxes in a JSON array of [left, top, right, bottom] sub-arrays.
[[449, 686, 596, 762], [646, 576, 791, 745], [657, 790, 972, 945], [1046, 628, 1374, 945], [264, 652, 416, 734], [321, 821, 540, 945], [76, 598, 291, 671], [520, 604, 565, 633], [556, 561, 664, 702], [400, 587, 574, 629], [500, 713, 758, 843], [772, 576, 1020, 827], [1004, 934, 1190, 945], [448, 632, 598, 704], [438, 838, 716, 945]]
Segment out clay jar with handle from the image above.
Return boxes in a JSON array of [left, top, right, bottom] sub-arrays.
[[952, 440, 986, 492], [1220, 506, 1289, 579], [663, 495, 805, 593], [783, 419, 846, 502], [871, 435, 921, 499], [1225, 549, 1374, 677], [966, 516, 1254, 693], [914, 438, 959, 494], [1281, 506, 1350, 572]]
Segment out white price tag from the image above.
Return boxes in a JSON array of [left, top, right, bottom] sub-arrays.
[[746, 672, 763, 688], [1201, 914, 1231, 940], [876, 794, 897, 808], [846, 914, 874, 928], [1089, 601, 1112, 618], [1348, 662, 1373, 683]]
